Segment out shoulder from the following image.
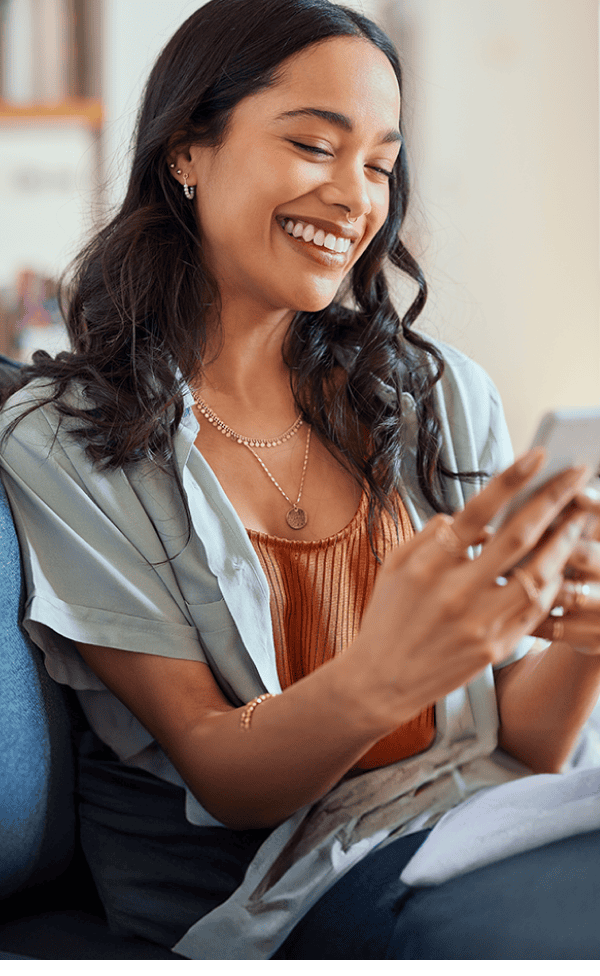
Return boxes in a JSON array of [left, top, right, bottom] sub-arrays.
[[415, 334, 513, 478], [428, 336, 501, 411], [1, 378, 61, 454], [1, 376, 59, 416], [0, 377, 84, 467], [421, 335, 505, 440], [0, 378, 111, 509]]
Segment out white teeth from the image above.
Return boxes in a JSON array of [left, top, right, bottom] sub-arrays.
[[280, 218, 351, 254]]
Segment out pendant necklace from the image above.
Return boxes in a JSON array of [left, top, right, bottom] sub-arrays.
[[191, 389, 311, 529]]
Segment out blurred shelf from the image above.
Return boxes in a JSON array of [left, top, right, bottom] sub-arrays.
[[0, 98, 103, 129]]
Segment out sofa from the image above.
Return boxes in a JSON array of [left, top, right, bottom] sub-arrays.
[[0, 355, 181, 959]]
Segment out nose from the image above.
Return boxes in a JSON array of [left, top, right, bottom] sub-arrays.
[[319, 158, 372, 222]]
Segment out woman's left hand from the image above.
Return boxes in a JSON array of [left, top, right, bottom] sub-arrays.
[[533, 502, 600, 654]]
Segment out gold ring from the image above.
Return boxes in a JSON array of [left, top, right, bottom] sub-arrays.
[[573, 581, 590, 609], [435, 518, 468, 560], [512, 566, 541, 605], [552, 617, 565, 641]]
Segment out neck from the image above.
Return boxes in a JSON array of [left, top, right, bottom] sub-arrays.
[[200, 300, 295, 404], [196, 301, 297, 426]]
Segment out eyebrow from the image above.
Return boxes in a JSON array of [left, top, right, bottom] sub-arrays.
[[275, 107, 402, 145]]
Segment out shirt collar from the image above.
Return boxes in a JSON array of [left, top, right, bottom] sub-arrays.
[[179, 377, 199, 434]]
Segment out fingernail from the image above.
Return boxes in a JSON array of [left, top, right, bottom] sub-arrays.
[[581, 485, 600, 503], [556, 465, 588, 488], [515, 448, 544, 475]]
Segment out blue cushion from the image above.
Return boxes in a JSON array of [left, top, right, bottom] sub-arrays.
[[0, 467, 76, 898]]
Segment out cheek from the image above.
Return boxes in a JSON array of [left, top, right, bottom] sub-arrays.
[[261, 146, 330, 199], [351, 197, 390, 266], [372, 184, 391, 230]]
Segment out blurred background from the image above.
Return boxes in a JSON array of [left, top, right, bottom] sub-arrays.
[[0, 0, 598, 452]]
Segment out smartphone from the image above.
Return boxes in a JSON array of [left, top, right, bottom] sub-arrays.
[[491, 406, 600, 529]]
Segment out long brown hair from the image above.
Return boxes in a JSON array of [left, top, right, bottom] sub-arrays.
[[2, 0, 474, 537]]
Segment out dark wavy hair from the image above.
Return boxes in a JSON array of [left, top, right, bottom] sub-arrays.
[[2, 0, 475, 537]]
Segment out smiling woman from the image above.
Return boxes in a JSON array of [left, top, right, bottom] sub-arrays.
[[172, 36, 399, 327], [1, 0, 600, 962]]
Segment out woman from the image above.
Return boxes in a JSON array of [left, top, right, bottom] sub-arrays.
[[1, 0, 600, 959]]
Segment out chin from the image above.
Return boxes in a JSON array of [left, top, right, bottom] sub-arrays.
[[285, 282, 343, 314], [295, 297, 336, 313]]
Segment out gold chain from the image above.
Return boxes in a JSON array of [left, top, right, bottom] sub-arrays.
[[191, 388, 311, 529], [191, 389, 303, 447], [245, 427, 311, 529]]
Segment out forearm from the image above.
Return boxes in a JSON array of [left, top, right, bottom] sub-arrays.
[[496, 642, 600, 773], [75, 638, 406, 831], [167, 656, 399, 829]]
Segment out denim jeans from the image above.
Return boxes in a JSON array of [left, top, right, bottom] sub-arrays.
[[78, 735, 600, 959]]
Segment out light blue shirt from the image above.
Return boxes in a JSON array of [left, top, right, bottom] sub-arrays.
[[0, 339, 531, 839]]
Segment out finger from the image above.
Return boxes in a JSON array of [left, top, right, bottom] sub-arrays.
[[450, 448, 546, 547], [573, 483, 600, 516], [489, 510, 588, 629], [563, 540, 600, 581], [425, 504, 586, 634], [451, 568, 557, 667], [533, 611, 600, 654], [380, 512, 468, 578], [447, 525, 572, 643], [473, 466, 589, 582], [554, 579, 600, 613], [520, 510, 588, 593]]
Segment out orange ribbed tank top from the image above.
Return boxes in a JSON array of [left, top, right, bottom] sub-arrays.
[[248, 492, 435, 769]]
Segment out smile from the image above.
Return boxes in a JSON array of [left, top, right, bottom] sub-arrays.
[[277, 218, 352, 254]]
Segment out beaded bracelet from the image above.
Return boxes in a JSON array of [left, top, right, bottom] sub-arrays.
[[240, 693, 274, 731]]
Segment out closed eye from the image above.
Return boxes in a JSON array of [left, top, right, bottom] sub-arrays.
[[369, 165, 394, 180], [290, 141, 333, 157], [290, 141, 394, 180]]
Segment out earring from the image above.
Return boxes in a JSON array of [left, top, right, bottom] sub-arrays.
[[183, 174, 195, 200]]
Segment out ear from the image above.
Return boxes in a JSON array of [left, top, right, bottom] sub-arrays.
[[166, 131, 195, 190], [167, 153, 196, 189]]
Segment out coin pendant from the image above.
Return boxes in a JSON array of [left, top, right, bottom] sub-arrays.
[[286, 507, 307, 530]]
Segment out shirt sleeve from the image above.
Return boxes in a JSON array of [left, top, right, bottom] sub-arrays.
[[0, 389, 207, 691]]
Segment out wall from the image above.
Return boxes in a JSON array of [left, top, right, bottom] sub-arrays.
[[102, 0, 204, 210], [389, 0, 600, 453]]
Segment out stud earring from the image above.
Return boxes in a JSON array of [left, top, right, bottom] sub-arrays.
[[169, 163, 175, 169], [183, 173, 195, 200]]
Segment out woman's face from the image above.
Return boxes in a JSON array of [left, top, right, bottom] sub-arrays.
[[182, 36, 401, 316]]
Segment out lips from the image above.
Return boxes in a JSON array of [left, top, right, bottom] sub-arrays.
[[277, 217, 352, 254]]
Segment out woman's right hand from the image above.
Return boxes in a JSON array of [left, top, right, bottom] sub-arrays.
[[342, 449, 593, 732]]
